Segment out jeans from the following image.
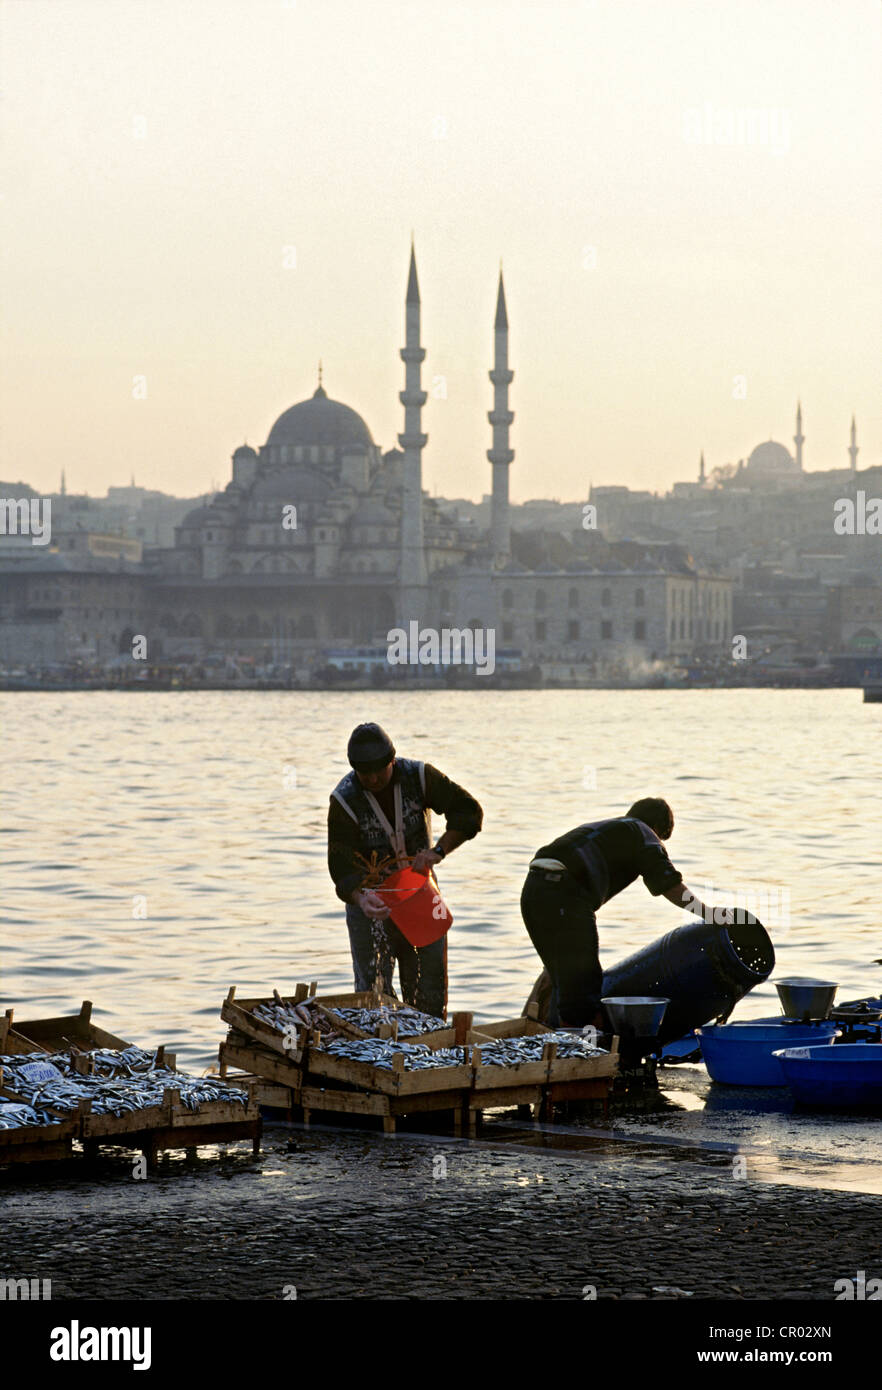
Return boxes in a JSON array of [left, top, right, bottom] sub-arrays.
[[345, 902, 448, 1018], [520, 867, 602, 1028]]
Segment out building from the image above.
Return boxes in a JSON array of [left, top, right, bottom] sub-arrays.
[[1, 249, 734, 675], [137, 249, 731, 674]]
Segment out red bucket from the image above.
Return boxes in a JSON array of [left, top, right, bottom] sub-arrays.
[[375, 867, 453, 948]]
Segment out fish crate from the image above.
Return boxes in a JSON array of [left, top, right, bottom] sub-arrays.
[[298, 1083, 472, 1136], [208, 1071, 294, 1112], [221, 986, 312, 1061], [78, 1089, 261, 1161], [469, 1015, 554, 1040], [471, 1040, 558, 1093], [218, 1034, 303, 1096], [0, 1114, 79, 1166], [546, 1037, 619, 1085], [78, 1092, 173, 1140], [0, 1001, 132, 1055], [410, 1010, 555, 1050], [310, 988, 401, 1010], [468, 1038, 619, 1128], [302, 1037, 473, 1098], [367, 1010, 490, 1049], [0, 1002, 132, 1056]]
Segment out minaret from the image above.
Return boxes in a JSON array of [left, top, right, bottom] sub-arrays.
[[793, 400, 804, 471], [848, 415, 859, 472], [488, 269, 514, 564], [60, 469, 66, 496], [699, 451, 706, 484], [397, 244, 428, 622]]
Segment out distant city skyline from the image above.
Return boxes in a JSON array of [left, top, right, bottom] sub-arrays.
[[1, 0, 880, 502]]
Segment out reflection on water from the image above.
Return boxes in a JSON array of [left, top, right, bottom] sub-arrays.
[[2, 689, 880, 1077]]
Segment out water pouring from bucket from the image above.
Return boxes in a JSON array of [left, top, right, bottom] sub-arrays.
[[375, 867, 454, 948]]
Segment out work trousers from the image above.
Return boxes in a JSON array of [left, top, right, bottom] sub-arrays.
[[345, 902, 448, 1018], [520, 867, 602, 1028]]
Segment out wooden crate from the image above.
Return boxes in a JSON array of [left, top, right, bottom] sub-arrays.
[[471, 1039, 559, 1092], [0, 1114, 78, 1165], [218, 1036, 303, 1095], [546, 1039, 619, 1085], [78, 1093, 170, 1140], [78, 1088, 260, 1156], [208, 1071, 294, 1111], [469, 1015, 554, 1040], [302, 1041, 473, 1097], [0, 1001, 132, 1055], [221, 986, 310, 1061], [299, 1083, 471, 1135], [310, 988, 401, 1010], [374, 1011, 489, 1049]]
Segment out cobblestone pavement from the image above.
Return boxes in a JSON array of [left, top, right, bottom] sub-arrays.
[[1, 1126, 878, 1300]]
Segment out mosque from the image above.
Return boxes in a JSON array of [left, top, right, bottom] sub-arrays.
[[148, 247, 732, 670]]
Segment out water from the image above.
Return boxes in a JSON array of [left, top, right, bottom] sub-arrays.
[[2, 689, 880, 1072]]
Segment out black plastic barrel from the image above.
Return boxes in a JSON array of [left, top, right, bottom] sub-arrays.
[[601, 914, 775, 1043]]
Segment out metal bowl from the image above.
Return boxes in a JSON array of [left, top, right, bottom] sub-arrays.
[[601, 996, 670, 1038], [775, 978, 838, 1022]]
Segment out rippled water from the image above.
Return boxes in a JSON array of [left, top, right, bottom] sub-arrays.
[[2, 690, 879, 1070]]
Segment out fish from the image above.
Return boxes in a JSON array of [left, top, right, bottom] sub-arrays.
[[328, 1005, 448, 1037], [471, 1031, 607, 1066], [0, 1101, 52, 1129], [319, 1038, 465, 1071], [0, 1050, 249, 1119]]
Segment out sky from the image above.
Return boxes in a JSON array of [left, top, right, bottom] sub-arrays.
[[1, 0, 880, 503]]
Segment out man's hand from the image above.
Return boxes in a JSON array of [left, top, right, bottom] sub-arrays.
[[354, 888, 391, 921], [411, 848, 442, 875]]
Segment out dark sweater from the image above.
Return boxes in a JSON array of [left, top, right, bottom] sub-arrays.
[[534, 817, 682, 910], [328, 762, 483, 904]]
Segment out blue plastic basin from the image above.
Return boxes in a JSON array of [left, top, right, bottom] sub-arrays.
[[773, 1043, 882, 1106], [697, 1017, 838, 1086]]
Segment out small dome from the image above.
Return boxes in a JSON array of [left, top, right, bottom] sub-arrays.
[[180, 505, 211, 529], [233, 444, 258, 460], [746, 440, 797, 473], [266, 386, 373, 452]]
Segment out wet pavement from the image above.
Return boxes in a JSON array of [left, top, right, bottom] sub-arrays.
[[562, 1064, 882, 1195], [2, 1120, 879, 1300]]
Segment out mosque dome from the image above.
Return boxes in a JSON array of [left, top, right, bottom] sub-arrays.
[[179, 504, 212, 530], [251, 467, 334, 504], [266, 385, 374, 452], [745, 440, 798, 474]]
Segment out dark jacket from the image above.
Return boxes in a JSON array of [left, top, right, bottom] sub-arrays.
[[534, 817, 682, 910], [328, 760, 483, 904]]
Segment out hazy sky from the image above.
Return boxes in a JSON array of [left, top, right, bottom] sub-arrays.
[[1, 0, 880, 502]]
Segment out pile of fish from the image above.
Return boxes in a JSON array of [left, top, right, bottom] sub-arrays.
[[250, 997, 448, 1042], [252, 999, 331, 1036], [0, 1101, 53, 1130], [321, 1038, 466, 1071], [0, 1049, 249, 1130], [314, 1026, 608, 1073], [329, 1005, 448, 1037], [472, 1031, 608, 1067]]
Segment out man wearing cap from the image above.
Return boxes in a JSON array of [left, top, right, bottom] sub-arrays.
[[327, 723, 483, 1016]]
